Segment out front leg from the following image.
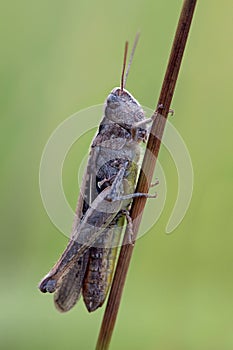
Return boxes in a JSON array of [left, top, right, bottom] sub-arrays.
[[106, 162, 157, 202]]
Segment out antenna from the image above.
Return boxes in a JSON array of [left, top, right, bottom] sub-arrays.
[[121, 32, 140, 92], [124, 32, 140, 88], [120, 41, 129, 94]]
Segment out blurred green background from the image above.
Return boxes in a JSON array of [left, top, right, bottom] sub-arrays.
[[1, 0, 233, 349]]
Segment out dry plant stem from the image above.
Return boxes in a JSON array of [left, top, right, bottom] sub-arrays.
[[96, 1, 197, 349]]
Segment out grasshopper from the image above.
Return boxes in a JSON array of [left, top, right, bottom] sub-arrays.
[[39, 36, 155, 312]]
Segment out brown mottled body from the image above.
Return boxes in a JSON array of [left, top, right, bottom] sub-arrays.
[[39, 86, 148, 312]]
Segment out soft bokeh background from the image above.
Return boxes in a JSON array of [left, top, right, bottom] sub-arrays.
[[1, 1, 233, 349]]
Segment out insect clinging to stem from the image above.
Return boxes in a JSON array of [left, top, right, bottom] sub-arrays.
[[39, 33, 156, 313]]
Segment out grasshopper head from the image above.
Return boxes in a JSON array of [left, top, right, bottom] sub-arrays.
[[105, 87, 145, 126]]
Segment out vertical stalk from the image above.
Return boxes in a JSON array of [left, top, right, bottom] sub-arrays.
[[96, 1, 197, 349]]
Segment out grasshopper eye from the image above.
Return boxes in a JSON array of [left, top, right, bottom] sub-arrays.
[[106, 93, 120, 109]]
